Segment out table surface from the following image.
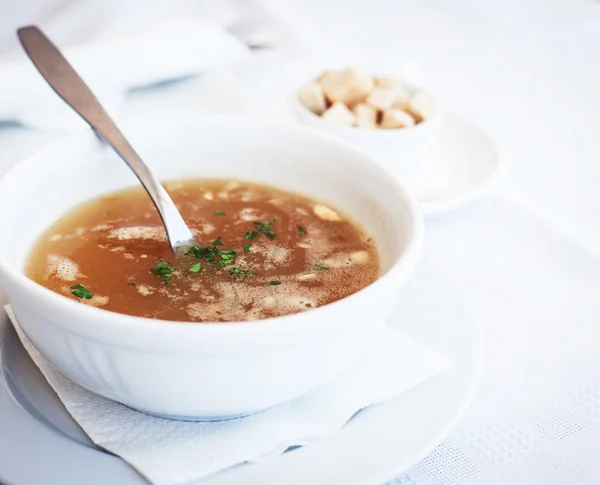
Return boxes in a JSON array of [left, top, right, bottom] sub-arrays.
[[1, 1, 600, 484]]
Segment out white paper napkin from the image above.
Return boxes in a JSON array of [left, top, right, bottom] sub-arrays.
[[6, 306, 449, 485], [0, 18, 251, 131]]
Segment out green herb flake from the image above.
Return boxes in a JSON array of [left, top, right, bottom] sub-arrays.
[[186, 245, 218, 263], [213, 210, 226, 216], [71, 284, 94, 299], [186, 243, 236, 267], [189, 262, 202, 273], [244, 230, 259, 241], [185, 245, 203, 258], [254, 219, 276, 239], [128, 282, 135, 286], [313, 264, 329, 270], [150, 259, 176, 284], [205, 248, 217, 263], [243, 243, 250, 253], [297, 226, 307, 238], [217, 249, 236, 267], [229, 267, 254, 277], [268, 280, 281, 286]]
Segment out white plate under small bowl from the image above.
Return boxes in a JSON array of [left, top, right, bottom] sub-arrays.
[[0, 253, 482, 485], [413, 112, 503, 218], [277, 96, 502, 219]]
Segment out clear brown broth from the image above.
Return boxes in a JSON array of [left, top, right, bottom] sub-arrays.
[[26, 180, 380, 322]]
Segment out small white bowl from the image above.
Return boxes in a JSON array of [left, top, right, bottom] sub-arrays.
[[0, 115, 423, 420], [289, 78, 441, 190]]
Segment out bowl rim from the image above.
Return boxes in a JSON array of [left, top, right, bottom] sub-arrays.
[[289, 71, 440, 137], [0, 114, 423, 336]]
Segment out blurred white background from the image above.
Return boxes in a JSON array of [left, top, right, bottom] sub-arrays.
[[2, 0, 598, 243]]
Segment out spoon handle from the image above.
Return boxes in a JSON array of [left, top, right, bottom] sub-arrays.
[[17, 25, 196, 253]]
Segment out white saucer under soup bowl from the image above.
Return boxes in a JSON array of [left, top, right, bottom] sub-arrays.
[[289, 75, 441, 189], [0, 115, 422, 420]]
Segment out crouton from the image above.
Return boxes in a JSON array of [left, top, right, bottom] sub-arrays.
[[352, 103, 377, 128], [374, 76, 397, 88], [322, 101, 356, 127], [375, 78, 411, 107], [407, 92, 435, 122], [366, 86, 397, 110], [380, 108, 416, 129], [298, 82, 327, 115], [319, 67, 373, 106]]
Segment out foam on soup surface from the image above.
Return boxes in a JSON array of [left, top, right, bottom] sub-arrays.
[[26, 180, 380, 322]]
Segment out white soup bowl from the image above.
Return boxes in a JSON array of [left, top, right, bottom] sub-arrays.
[[0, 115, 423, 419]]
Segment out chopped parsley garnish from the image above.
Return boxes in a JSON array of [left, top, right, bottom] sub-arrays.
[[217, 249, 236, 267], [245, 230, 259, 241], [243, 243, 251, 253], [150, 259, 176, 284], [213, 210, 226, 216], [204, 249, 217, 262], [206, 248, 218, 262], [229, 267, 254, 277], [186, 246, 204, 258], [186, 245, 217, 262], [212, 236, 223, 246], [268, 280, 281, 286], [128, 282, 135, 286], [189, 262, 202, 273], [186, 245, 236, 267], [254, 219, 276, 239], [297, 226, 307, 238], [313, 264, 329, 270], [71, 284, 93, 299]]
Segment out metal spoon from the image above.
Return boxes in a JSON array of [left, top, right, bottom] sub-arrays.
[[17, 25, 198, 256]]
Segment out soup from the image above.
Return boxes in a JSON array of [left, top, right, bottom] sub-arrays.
[[26, 180, 380, 322]]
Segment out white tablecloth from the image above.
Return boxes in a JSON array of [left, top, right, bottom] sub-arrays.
[[1, 1, 599, 483]]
